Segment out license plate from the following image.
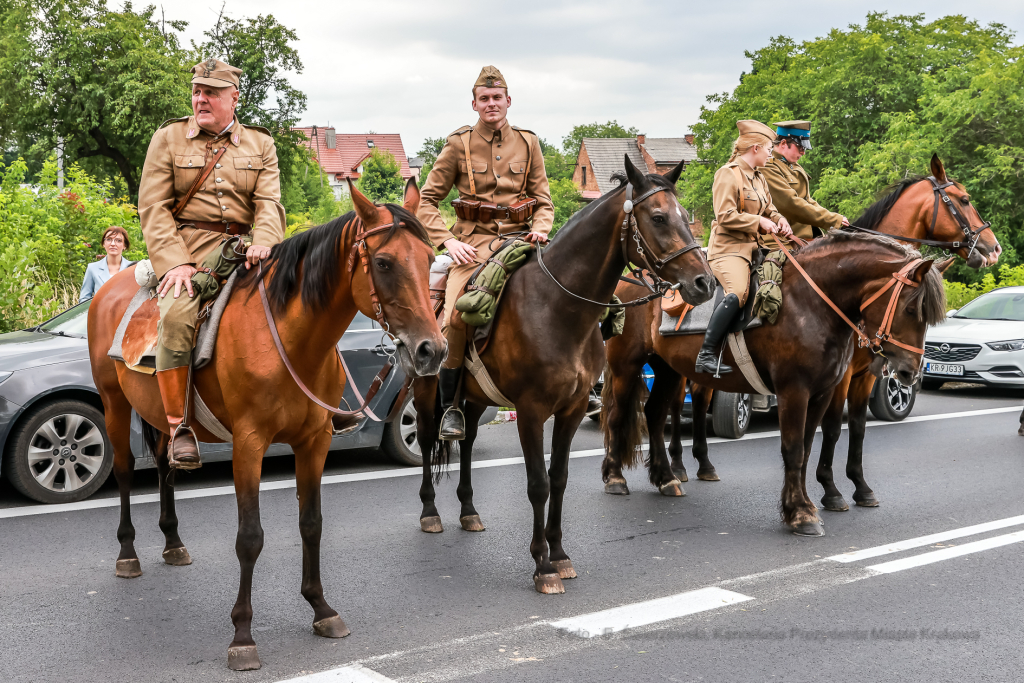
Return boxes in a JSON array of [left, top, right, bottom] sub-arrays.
[[926, 362, 964, 376]]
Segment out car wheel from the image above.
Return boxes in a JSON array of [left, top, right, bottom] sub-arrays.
[[711, 392, 752, 439], [380, 391, 422, 467], [868, 374, 917, 421], [3, 399, 112, 504]]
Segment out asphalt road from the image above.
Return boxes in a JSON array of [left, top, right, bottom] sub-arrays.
[[1, 383, 1022, 683]]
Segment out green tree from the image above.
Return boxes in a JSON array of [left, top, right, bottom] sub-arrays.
[[416, 136, 446, 188], [548, 178, 583, 235], [561, 120, 639, 159], [539, 138, 574, 181], [358, 149, 404, 203]]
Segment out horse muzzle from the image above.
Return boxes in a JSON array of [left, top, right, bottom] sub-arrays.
[[395, 334, 446, 377]]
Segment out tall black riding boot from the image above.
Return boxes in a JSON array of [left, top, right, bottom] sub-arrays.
[[438, 367, 466, 441], [694, 294, 742, 375]]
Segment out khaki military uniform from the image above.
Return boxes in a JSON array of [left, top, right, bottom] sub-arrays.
[[761, 151, 842, 246], [139, 114, 286, 369], [706, 157, 783, 306], [419, 118, 553, 368]]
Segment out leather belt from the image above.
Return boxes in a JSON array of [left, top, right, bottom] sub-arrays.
[[179, 221, 252, 236]]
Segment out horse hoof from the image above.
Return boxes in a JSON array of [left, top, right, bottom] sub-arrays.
[[696, 469, 720, 482], [820, 495, 850, 512], [459, 515, 486, 532], [227, 645, 261, 671], [672, 467, 689, 483], [792, 520, 825, 537], [854, 493, 880, 508], [659, 480, 685, 497], [552, 559, 577, 580], [313, 615, 351, 639], [115, 559, 142, 579], [162, 547, 192, 566], [604, 479, 630, 495], [534, 573, 566, 594], [420, 516, 443, 533]]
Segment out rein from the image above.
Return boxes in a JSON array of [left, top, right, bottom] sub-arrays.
[[770, 233, 925, 357], [537, 182, 702, 309]]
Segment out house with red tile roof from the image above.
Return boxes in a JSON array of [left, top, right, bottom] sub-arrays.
[[293, 126, 414, 199]]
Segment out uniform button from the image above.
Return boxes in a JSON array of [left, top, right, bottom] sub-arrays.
[[218, 192, 223, 197], [216, 177, 222, 182], [215, 163, 222, 169], [495, 156, 501, 160], [222, 220, 228, 224], [247, 163, 252, 169], [496, 174, 501, 179], [222, 206, 227, 210]]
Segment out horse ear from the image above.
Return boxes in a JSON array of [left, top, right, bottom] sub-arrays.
[[663, 159, 685, 185], [935, 255, 956, 275], [623, 154, 646, 188], [911, 259, 935, 283], [930, 154, 948, 184], [347, 180, 379, 225], [403, 176, 421, 216]]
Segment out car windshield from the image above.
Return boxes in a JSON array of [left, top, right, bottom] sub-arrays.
[[37, 300, 91, 338], [954, 290, 1024, 321]]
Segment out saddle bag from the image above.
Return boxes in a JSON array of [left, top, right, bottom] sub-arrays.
[[190, 236, 247, 302], [452, 198, 480, 221]]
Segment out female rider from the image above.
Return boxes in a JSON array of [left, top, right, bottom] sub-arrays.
[[696, 119, 793, 375]]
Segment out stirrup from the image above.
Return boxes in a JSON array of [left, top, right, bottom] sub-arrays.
[[168, 423, 202, 471], [439, 406, 466, 441]]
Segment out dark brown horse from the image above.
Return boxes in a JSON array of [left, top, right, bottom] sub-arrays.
[[87, 181, 444, 670], [415, 157, 714, 594], [602, 232, 947, 535]]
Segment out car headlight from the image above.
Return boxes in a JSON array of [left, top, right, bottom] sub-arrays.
[[0, 371, 12, 385], [985, 339, 1024, 352]]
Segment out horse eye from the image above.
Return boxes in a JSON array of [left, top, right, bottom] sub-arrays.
[[961, 197, 970, 205], [374, 258, 390, 271], [652, 214, 665, 224]]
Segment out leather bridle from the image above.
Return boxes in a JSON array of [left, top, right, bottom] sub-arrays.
[[537, 182, 703, 309]]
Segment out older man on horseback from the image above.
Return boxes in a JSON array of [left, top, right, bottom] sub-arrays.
[[419, 66, 554, 440], [138, 58, 286, 469]]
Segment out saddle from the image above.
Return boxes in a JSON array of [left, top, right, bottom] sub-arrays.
[[660, 263, 764, 336]]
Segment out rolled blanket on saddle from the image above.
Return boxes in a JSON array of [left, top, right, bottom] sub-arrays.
[[456, 240, 535, 327], [752, 249, 787, 324], [600, 296, 625, 340]]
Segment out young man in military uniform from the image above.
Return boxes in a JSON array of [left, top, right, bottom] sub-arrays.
[[138, 58, 286, 469], [761, 120, 848, 247], [419, 66, 554, 440]]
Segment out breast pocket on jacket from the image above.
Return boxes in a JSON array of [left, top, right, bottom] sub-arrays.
[[173, 155, 205, 194], [458, 160, 489, 174], [509, 160, 528, 175], [234, 156, 264, 193]]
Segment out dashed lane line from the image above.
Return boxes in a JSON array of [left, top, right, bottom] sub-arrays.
[[0, 405, 1017, 520], [867, 528, 1024, 573], [277, 663, 396, 682]]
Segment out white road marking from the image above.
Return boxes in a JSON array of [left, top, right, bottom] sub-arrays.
[[829, 513, 1024, 563], [866, 529, 1024, 574], [0, 405, 1016, 520], [277, 664, 396, 682], [549, 586, 754, 637]]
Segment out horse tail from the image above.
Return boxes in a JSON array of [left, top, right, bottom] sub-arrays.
[[601, 368, 647, 472], [428, 383, 455, 484]]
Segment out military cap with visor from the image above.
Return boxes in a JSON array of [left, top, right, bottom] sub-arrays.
[[736, 119, 777, 145], [191, 57, 242, 89], [773, 120, 812, 151], [473, 65, 507, 93]]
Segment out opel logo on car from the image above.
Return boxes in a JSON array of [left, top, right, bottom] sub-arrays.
[[940, 343, 950, 353]]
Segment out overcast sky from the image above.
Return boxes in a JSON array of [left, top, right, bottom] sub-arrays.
[[165, 0, 1024, 157]]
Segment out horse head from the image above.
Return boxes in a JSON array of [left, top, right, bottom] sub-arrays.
[[927, 154, 1000, 268], [622, 154, 714, 305], [347, 179, 447, 377]]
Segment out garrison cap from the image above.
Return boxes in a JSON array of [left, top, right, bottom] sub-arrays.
[[772, 120, 812, 150], [736, 119, 776, 144], [474, 65, 507, 92], [191, 58, 242, 89]]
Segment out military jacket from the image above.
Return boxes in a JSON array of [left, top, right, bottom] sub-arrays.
[[761, 152, 842, 244], [707, 158, 783, 263], [419, 118, 553, 264], [138, 115, 287, 278]]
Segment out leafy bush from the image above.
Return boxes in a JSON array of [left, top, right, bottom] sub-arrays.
[[944, 264, 1024, 311], [357, 149, 404, 203]]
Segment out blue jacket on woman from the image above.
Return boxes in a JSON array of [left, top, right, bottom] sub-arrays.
[[79, 257, 133, 302]]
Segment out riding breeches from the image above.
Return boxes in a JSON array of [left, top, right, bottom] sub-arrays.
[[441, 261, 480, 369], [155, 228, 225, 371], [710, 255, 752, 306]]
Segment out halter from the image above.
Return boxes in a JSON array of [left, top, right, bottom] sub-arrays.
[[537, 182, 703, 309]]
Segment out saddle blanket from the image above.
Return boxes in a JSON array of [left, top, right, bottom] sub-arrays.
[[659, 284, 763, 336]]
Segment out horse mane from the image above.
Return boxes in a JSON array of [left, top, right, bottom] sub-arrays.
[[852, 176, 928, 230], [794, 230, 946, 325], [244, 203, 429, 314]]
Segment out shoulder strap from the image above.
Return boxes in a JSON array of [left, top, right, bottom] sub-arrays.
[[730, 165, 745, 213], [459, 130, 476, 197], [518, 129, 534, 199], [171, 144, 228, 219]]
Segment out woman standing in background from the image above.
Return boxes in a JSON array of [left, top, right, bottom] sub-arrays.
[[79, 226, 133, 302]]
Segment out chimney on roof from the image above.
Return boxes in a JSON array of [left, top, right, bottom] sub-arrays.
[[637, 134, 646, 145], [326, 129, 336, 149], [684, 134, 694, 145]]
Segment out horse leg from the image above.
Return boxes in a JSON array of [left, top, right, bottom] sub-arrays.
[[776, 388, 823, 536], [109, 394, 141, 579], [293, 434, 349, 639], [847, 373, 880, 507], [816, 370, 852, 512], [151, 423, 192, 565], [518, 407, 562, 594], [227, 439, 268, 671], [457, 401, 487, 532], [668, 384, 687, 482], [689, 383, 719, 481], [645, 357, 684, 496], [546, 405, 586, 581], [415, 377, 444, 533], [600, 365, 645, 495], [801, 389, 834, 527]]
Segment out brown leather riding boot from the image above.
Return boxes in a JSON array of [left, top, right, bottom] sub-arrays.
[[156, 367, 202, 470]]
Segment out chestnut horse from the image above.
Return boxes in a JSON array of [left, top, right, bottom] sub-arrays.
[[415, 157, 714, 594], [602, 232, 946, 535], [87, 181, 444, 670]]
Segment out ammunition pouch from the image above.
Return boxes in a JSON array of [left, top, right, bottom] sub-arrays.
[[451, 197, 537, 224], [452, 198, 480, 221]]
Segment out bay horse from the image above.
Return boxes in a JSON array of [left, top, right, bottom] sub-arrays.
[[660, 156, 998, 508], [415, 156, 714, 594], [87, 180, 444, 670], [602, 231, 947, 535]]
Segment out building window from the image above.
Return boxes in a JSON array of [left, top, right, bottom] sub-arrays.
[[367, 139, 375, 148], [582, 166, 587, 186]]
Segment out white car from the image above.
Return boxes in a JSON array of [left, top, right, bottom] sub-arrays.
[[923, 285, 1024, 389]]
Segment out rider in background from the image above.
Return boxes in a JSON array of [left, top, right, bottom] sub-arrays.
[[419, 66, 554, 440], [760, 120, 849, 248], [696, 120, 792, 375]]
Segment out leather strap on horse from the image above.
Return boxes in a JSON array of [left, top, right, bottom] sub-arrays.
[[346, 222, 396, 329], [172, 142, 228, 219]]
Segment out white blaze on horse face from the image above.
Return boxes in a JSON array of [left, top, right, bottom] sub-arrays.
[[676, 206, 682, 219]]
